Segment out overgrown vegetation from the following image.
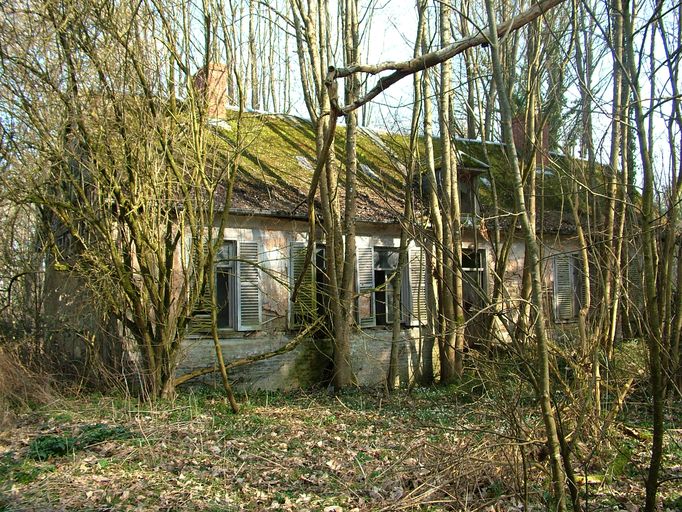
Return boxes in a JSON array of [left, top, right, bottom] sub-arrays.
[[0, 358, 679, 511], [0, 344, 54, 429]]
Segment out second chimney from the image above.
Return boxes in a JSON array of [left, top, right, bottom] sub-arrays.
[[193, 63, 231, 119]]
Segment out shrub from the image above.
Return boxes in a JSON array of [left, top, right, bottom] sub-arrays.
[[0, 343, 55, 428]]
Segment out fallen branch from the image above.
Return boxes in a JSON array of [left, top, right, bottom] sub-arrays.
[[173, 317, 324, 387]]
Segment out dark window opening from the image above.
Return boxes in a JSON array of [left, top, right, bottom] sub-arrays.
[[215, 242, 236, 329], [374, 247, 401, 326], [316, 245, 328, 320], [462, 249, 486, 312]]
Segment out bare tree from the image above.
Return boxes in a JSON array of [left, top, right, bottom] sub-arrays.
[[0, 0, 248, 399], [483, 0, 568, 508]]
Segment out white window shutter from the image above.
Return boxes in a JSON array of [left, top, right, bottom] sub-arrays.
[[356, 246, 376, 327], [289, 241, 316, 328], [407, 247, 428, 326], [237, 240, 261, 330], [554, 254, 575, 321]]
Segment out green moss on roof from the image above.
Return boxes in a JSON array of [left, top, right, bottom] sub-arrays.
[[206, 112, 603, 222], [208, 112, 407, 221], [380, 131, 602, 214]]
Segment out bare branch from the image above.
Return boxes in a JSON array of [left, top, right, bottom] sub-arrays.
[[328, 0, 566, 114]]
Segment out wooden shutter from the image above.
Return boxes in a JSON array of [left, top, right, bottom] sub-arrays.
[[190, 238, 212, 334], [574, 254, 587, 310], [237, 240, 261, 331], [554, 254, 575, 321], [356, 246, 376, 327], [407, 247, 427, 326], [289, 241, 316, 328]]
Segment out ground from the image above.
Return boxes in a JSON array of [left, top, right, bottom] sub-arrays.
[[0, 386, 680, 511]]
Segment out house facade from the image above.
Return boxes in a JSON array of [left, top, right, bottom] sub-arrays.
[[41, 70, 590, 391], [169, 121, 587, 390], [178, 213, 433, 390]]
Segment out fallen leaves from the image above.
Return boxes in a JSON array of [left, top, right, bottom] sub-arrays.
[[0, 390, 680, 511]]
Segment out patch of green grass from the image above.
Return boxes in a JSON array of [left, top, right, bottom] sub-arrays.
[[663, 494, 682, 510], [213, 414, 279, 440], [237, 389, 300, 408], [27, 423, 134, 461], [486, 479, 505, 499], [0, 491, 11, 512], [287, 438, 303, 450], [354, 451, 372, 465], [75, 423, 133, 448], [1, 456, 56, 485], [273, 490, 296, 504], [12, 462, 55, 484], [50, 412, 73, 423], [0, 452, 17, 481], [27, 433, 76, 460], [607, 440, 638, 481]]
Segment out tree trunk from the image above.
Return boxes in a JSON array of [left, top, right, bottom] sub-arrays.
[[484, 0, 567, 509]]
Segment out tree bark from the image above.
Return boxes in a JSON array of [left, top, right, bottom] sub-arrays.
[[483, 0, 568, 508]]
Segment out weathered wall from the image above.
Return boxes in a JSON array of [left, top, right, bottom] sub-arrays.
[[43, 264, 126, 377], [177, 214, 435, 390], [178, 327, 434, 390], [43, 211, 584, 391], [481, 234, 583, 344]]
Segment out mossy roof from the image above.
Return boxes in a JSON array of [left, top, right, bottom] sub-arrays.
[[209, 113, 407, 223], [209, 112, 597, 231]]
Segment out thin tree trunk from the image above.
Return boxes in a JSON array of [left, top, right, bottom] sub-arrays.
[[248, 0, 259, 110], [484, 1, 567, 508], [388, 0, 426, 391], [438, 0, 464, 382], [621, 1, 664, 508]]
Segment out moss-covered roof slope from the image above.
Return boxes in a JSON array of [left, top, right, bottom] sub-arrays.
[[210, 113, 407, 223], [210, 112, 598, 228]]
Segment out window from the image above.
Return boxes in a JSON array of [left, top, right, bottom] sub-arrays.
[[462, 249, 487, 312], [553, 252, 583, 322], [356, 245, 427, 328], [423, 171, 478, 220], [357, 247, 376, 327], [315, 245, 328, 318], [459, 179, 475, 216], [192, 240, 262, 332], [215, 242, 236, 329], [289, 241, 327, 329], [374, 247, 400, 325]]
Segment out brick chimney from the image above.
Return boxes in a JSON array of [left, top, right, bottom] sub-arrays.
[[193, 63, 231, 118], [512, 115, 551, 167]]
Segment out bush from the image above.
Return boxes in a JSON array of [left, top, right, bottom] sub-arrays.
[[0, 343, 55, 427], [27, 424, 133, 460]]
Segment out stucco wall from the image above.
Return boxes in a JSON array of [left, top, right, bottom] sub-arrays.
[[177, 214, 436, 390], [43, 210, 585, 391], [178, 327, 435, 391]]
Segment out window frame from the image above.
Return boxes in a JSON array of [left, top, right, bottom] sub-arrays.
[[553, 252, 582, 323], [215, 241, 236, 330], [461, 248, 487, 313], [289, 240, 318, 329], [355, 244, 428, 328], [191, 239, 262, 334]]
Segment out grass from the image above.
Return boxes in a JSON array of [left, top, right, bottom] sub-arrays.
[[0, 385, 680, 511]]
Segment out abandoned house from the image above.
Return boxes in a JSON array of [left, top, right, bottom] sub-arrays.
[[42, 66, 602, 391]]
